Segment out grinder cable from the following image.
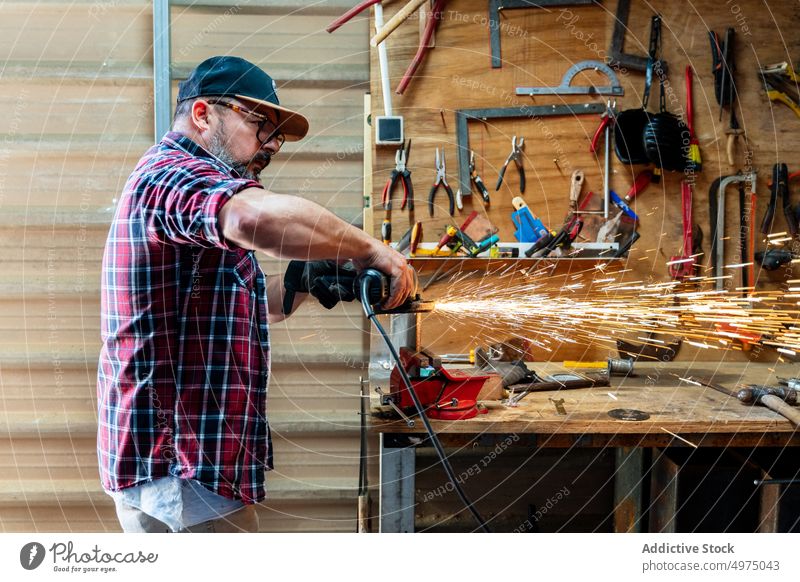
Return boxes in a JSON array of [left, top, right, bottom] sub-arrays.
[[358, 273, 491, 533]]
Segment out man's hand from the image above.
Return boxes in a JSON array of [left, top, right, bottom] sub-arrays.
[[283, 260, 358, 312], [352, 244, 416, 310]]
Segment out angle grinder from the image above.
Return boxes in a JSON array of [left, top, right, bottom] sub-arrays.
[[354, 266, 435, 314]]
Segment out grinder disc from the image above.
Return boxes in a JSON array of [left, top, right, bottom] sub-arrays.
[[608, 408, 650, 421]]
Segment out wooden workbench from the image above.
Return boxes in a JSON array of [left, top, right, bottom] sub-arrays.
[[369, 361, 800, 532]]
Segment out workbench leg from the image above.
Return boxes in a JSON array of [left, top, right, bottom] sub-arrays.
[[649, 448, 679, 533], [378, 434, 416, 533], [614, 447, 644, 532], [758, 480, 780, 533]]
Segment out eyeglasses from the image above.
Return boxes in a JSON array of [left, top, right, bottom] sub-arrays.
[[208, 99, 285, 148]]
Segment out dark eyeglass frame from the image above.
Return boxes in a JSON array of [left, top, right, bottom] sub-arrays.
[[207, 99, 285, 148]]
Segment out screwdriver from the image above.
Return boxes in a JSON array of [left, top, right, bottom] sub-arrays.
[[381, 217, 391, 245]]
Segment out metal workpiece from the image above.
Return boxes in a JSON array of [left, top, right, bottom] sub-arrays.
[[455, 103, 606, 196]]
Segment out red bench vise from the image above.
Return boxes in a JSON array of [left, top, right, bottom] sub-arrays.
[[389, 347, 494, 420]]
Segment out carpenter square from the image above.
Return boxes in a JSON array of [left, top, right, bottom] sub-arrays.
[[455, 103, 605, 197]]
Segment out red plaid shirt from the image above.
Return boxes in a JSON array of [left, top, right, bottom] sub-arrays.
[[97, 132, 272, 504]]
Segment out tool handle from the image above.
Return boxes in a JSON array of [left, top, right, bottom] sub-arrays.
[[681, 180, 694, 256], [761, 166, 781, 235], [395, 0, 445, 94], [590, 116, 609, 153], [409, 222, 422, 255], [326, 0, 380, 33], [371, 0, 428, 46], [474, 175, 491, 204], [444, 184, 455, 215], [685, 65, 695, 135], [495, 163, 508, 191], [381, 219, 391, 245], [759, 394, 800, 427], [624, 170, 653, 202], [518, 165, 526, 194], [459, 210, 479, 232], [402, 173, 414, 211], [427, 185, 438, 217], [726, 133, 736, 166], [512, 196, 527, 211], [569, 170, 584, 213]]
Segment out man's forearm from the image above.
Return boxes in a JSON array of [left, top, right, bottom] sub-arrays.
[[219, 189, 379, 263]]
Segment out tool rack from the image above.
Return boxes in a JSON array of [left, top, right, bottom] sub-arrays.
[[360, 1, 800, 532]]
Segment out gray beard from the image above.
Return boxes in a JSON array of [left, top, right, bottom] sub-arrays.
[[208, 121, 271, 181]]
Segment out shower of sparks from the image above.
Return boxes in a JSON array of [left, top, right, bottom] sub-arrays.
[[426, 264, 800, 358]]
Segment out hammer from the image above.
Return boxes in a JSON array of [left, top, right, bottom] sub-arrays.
[[737, 385, 800, 427]]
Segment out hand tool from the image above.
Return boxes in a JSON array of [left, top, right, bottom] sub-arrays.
[[381, 140, 413, 211], [778, 377, 800, 391], [738, 385, 799, 405], [326, 0, 379, 33], [506, 373, 610, 407], [709, 28, 746, 165], [622, 170, 653, 203], [468, 150, 491, 206], [685, 65, 702, 172], [516, 60, 624, 96], [668, 180, 696, 280], [608, 0, 666, 74], [511, 197, 549, 243], [613, 230, 640, 258], [760, 61, 800, 120], [596, 209, 624, 244], [761, 163, 796, 238], [394, 225, 413, 254], [370, 0, 428, 47], [737, 386, 800, 427], [496, 136, 525, 193], [614, 16, 661, 167], [710, 172, 757, 291], [755, 249, 797, 271], [564, 358, 635, 377], [381, 214, 391, 245], [409, 221, 422, 256], [395, 0, 447, 95], [427, 148, 455, 217], [642, 16, 689, 173], [489, 0, 595, 68], [567, 169, 585, 217], [455, 103, 605, 197], [617, 332, 681, 362], [609, 190, 639, 221], [437, 212, 479, 254]]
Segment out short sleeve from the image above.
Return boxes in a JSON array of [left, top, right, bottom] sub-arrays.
[[140, 160, 262, 250]]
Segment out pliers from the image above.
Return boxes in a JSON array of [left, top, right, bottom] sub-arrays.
[[428, 148, 455, 216], [382, 141, 413, 211], [496, 136, 525, 193], [590, 103, 615, 153]]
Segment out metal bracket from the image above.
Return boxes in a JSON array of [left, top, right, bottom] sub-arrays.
[[516, 60, 624, 96], [609, 0, 667, 75], [489, 0, 596, 68], [455, 103, 605, 197]]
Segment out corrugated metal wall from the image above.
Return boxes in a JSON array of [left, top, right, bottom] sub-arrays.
[[0, 0, 370, 532]]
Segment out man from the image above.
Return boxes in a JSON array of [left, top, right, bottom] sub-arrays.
[[97, 56, 414, 533]]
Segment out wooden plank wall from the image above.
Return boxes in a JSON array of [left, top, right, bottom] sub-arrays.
[[369, 0, 800, 363], [0, 0, 372, 532]]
